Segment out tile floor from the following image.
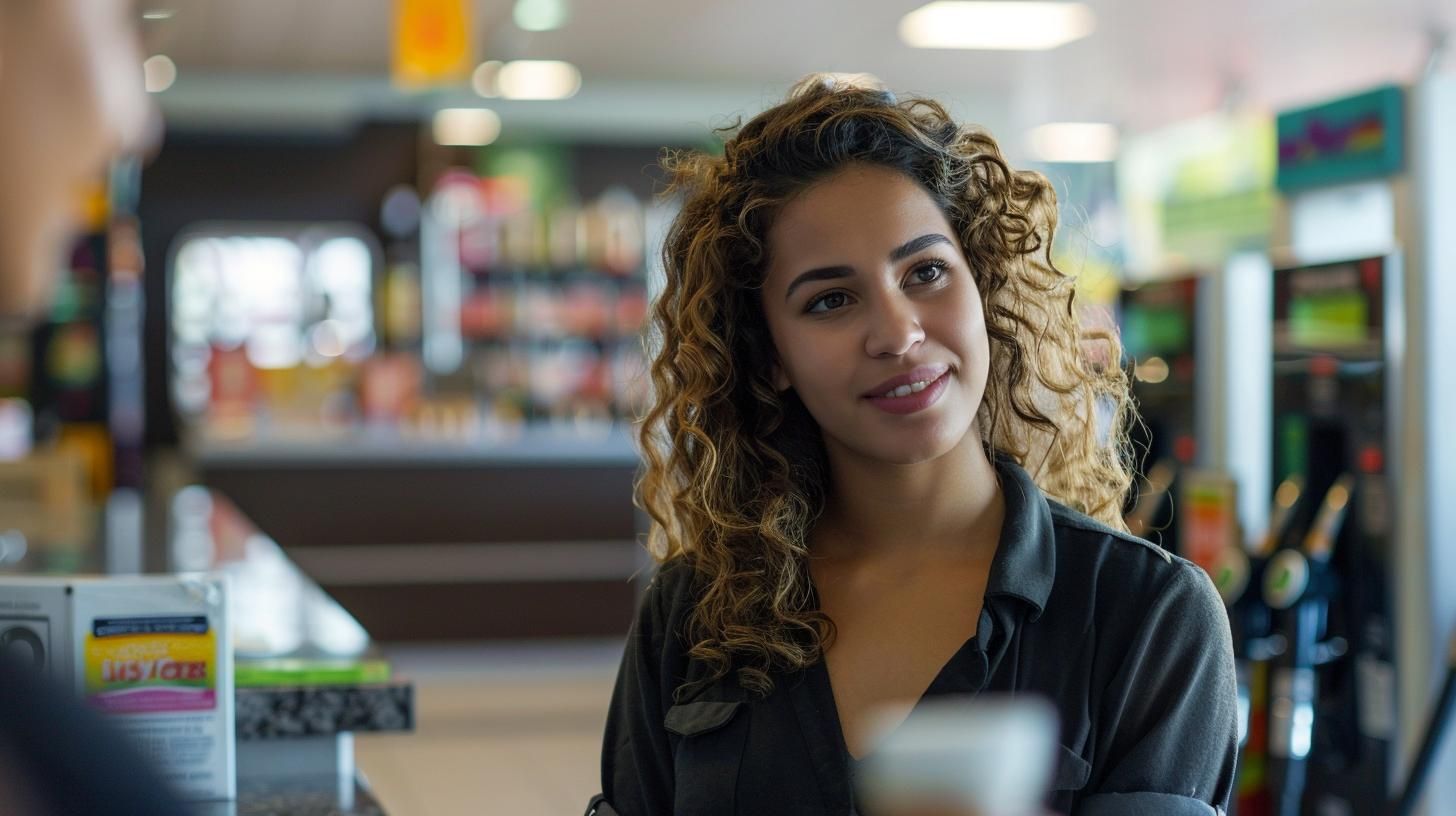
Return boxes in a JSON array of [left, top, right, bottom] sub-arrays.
[[355, 640, 625, 816]]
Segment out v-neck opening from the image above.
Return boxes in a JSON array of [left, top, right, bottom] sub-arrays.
[[810, 624, 985, 765], [802, 564, 996, 763]]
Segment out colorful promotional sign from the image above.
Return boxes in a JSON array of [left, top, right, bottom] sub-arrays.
[[1277, 85, 1405, 192], [1274, 257, 1385, 353], [0, 575, 235, 801], [1179, 470, 1240, 577], [70, 577, 234, 801], [1118, 112, 1276, 276], [84, 615, 218, 713]]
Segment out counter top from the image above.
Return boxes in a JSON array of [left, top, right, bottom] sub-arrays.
[[191, 422, 640, 468], [195, 776, 387, 816], [169, 486, 375, 661], [0, 485, 413, 814]]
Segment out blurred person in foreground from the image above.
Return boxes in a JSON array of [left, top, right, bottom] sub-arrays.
[[0, 1, 185, 815], [0, 0, 154, 318], [596, 75, 1238, 815]]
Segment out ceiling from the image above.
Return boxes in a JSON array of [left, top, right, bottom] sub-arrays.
[[144, 0, 1456, 154]]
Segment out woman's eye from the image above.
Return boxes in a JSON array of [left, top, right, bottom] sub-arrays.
[[912, 262, 948, 285], [807, 292, 848, 313]]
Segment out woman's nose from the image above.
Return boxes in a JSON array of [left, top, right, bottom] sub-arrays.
[[864, 294, 925, 358]]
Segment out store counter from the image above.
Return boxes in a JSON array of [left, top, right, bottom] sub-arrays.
[[0, 487, 414, 815], [189, 423, 646, 641]]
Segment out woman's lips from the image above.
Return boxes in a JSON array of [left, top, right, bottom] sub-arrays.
[[863, 365, 951, 398], [864, 370, 951, 415]]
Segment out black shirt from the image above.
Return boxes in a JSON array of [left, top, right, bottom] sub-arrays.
[[600, 457, 1239, 815]]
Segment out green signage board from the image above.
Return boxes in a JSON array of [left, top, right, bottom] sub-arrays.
[[1276, 85, 1405, 191]]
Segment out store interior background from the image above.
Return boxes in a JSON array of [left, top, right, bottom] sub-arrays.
[[5, 0, 1456, 813]]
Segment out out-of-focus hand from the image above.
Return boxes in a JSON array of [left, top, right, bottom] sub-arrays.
[[880, 807, 1055, 816], [875, 802, 981, 816]]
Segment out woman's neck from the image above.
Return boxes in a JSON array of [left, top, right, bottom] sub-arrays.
[[813, 430, 1003, 564]]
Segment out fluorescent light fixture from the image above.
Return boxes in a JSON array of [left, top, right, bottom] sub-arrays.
[[143, 55, 177, 93], [900, 1, 1095, 50], [514, 0, 569, 32], [433, 108, 502, 146], [1027, 122, 1117, 162], [142, 8, 176, 20], [497, 60, 581, 100], [824, 72, 884, 90], [472, 61, 504, 97]]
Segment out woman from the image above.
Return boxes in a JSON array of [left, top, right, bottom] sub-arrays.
[[599, 76, 1237, 816]]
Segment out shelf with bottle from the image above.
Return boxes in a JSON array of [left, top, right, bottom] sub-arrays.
[[422, 168, 654, 426], [461, 336, 648, 426], [458, 278, 649, 343], [182, 329, 648, 454], [452, 180, 647, 278], [173, 162, 659, 453]]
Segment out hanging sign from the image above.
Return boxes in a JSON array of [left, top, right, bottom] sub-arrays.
[[1277, 85, 1404, 192], [393, 0, 474, 89]]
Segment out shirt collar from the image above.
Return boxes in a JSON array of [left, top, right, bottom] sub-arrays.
[[985, 453, 1056, 620]]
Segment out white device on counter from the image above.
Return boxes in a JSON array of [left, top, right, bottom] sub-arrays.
[[0, 574, 235, 801], [855, 695, 1058, 816]]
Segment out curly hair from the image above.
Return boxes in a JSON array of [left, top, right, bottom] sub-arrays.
[[636, 75, 1135, 697]]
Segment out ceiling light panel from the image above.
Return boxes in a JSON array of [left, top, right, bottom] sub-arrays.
[[900, 1, 1096, 51]]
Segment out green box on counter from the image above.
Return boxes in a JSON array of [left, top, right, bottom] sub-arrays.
[[234, 657, 392, 688]]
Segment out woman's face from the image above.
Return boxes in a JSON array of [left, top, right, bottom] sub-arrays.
[[762, 163, 990, 467]]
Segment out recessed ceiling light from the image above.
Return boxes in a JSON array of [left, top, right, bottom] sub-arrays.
[[900, 1, 1095, 51], [143, 55, 177, 94], [514, 0, 570, 32], [1027, 122, 1118, 163], [497, 60, 581, 100], [142, 8, 176, 21], [433, 108, 502, 146]]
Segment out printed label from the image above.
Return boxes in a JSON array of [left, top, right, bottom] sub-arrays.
[[84, 616, 216, 714]]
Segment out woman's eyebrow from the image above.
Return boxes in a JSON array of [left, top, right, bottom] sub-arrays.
[[783, 233, 953, 302], [784, 266, 853, 301], [888, 233, 953, 262]]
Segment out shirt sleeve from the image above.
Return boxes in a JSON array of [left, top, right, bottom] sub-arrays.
[[1077, 561, 1240, 815], [600, 568, 678, 816]]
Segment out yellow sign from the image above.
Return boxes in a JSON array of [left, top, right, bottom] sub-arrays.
[[84, 616, 218, 713], [393, 0, 474, 89]]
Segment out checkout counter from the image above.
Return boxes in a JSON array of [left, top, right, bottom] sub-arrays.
[[191, 424, 645, 642], [0, 486, 414, 815]]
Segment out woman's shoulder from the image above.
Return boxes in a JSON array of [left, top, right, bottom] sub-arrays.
[[644, 553, 700, 607], [1043, 498, 1216, 602], [1044, 500, 1169, 560], [1040, 499, 1230, 658], [630, 553, 702, 647], [633, 554, 754, 698]]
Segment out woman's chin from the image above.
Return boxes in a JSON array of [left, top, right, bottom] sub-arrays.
[[849, 433, 968, 468]]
